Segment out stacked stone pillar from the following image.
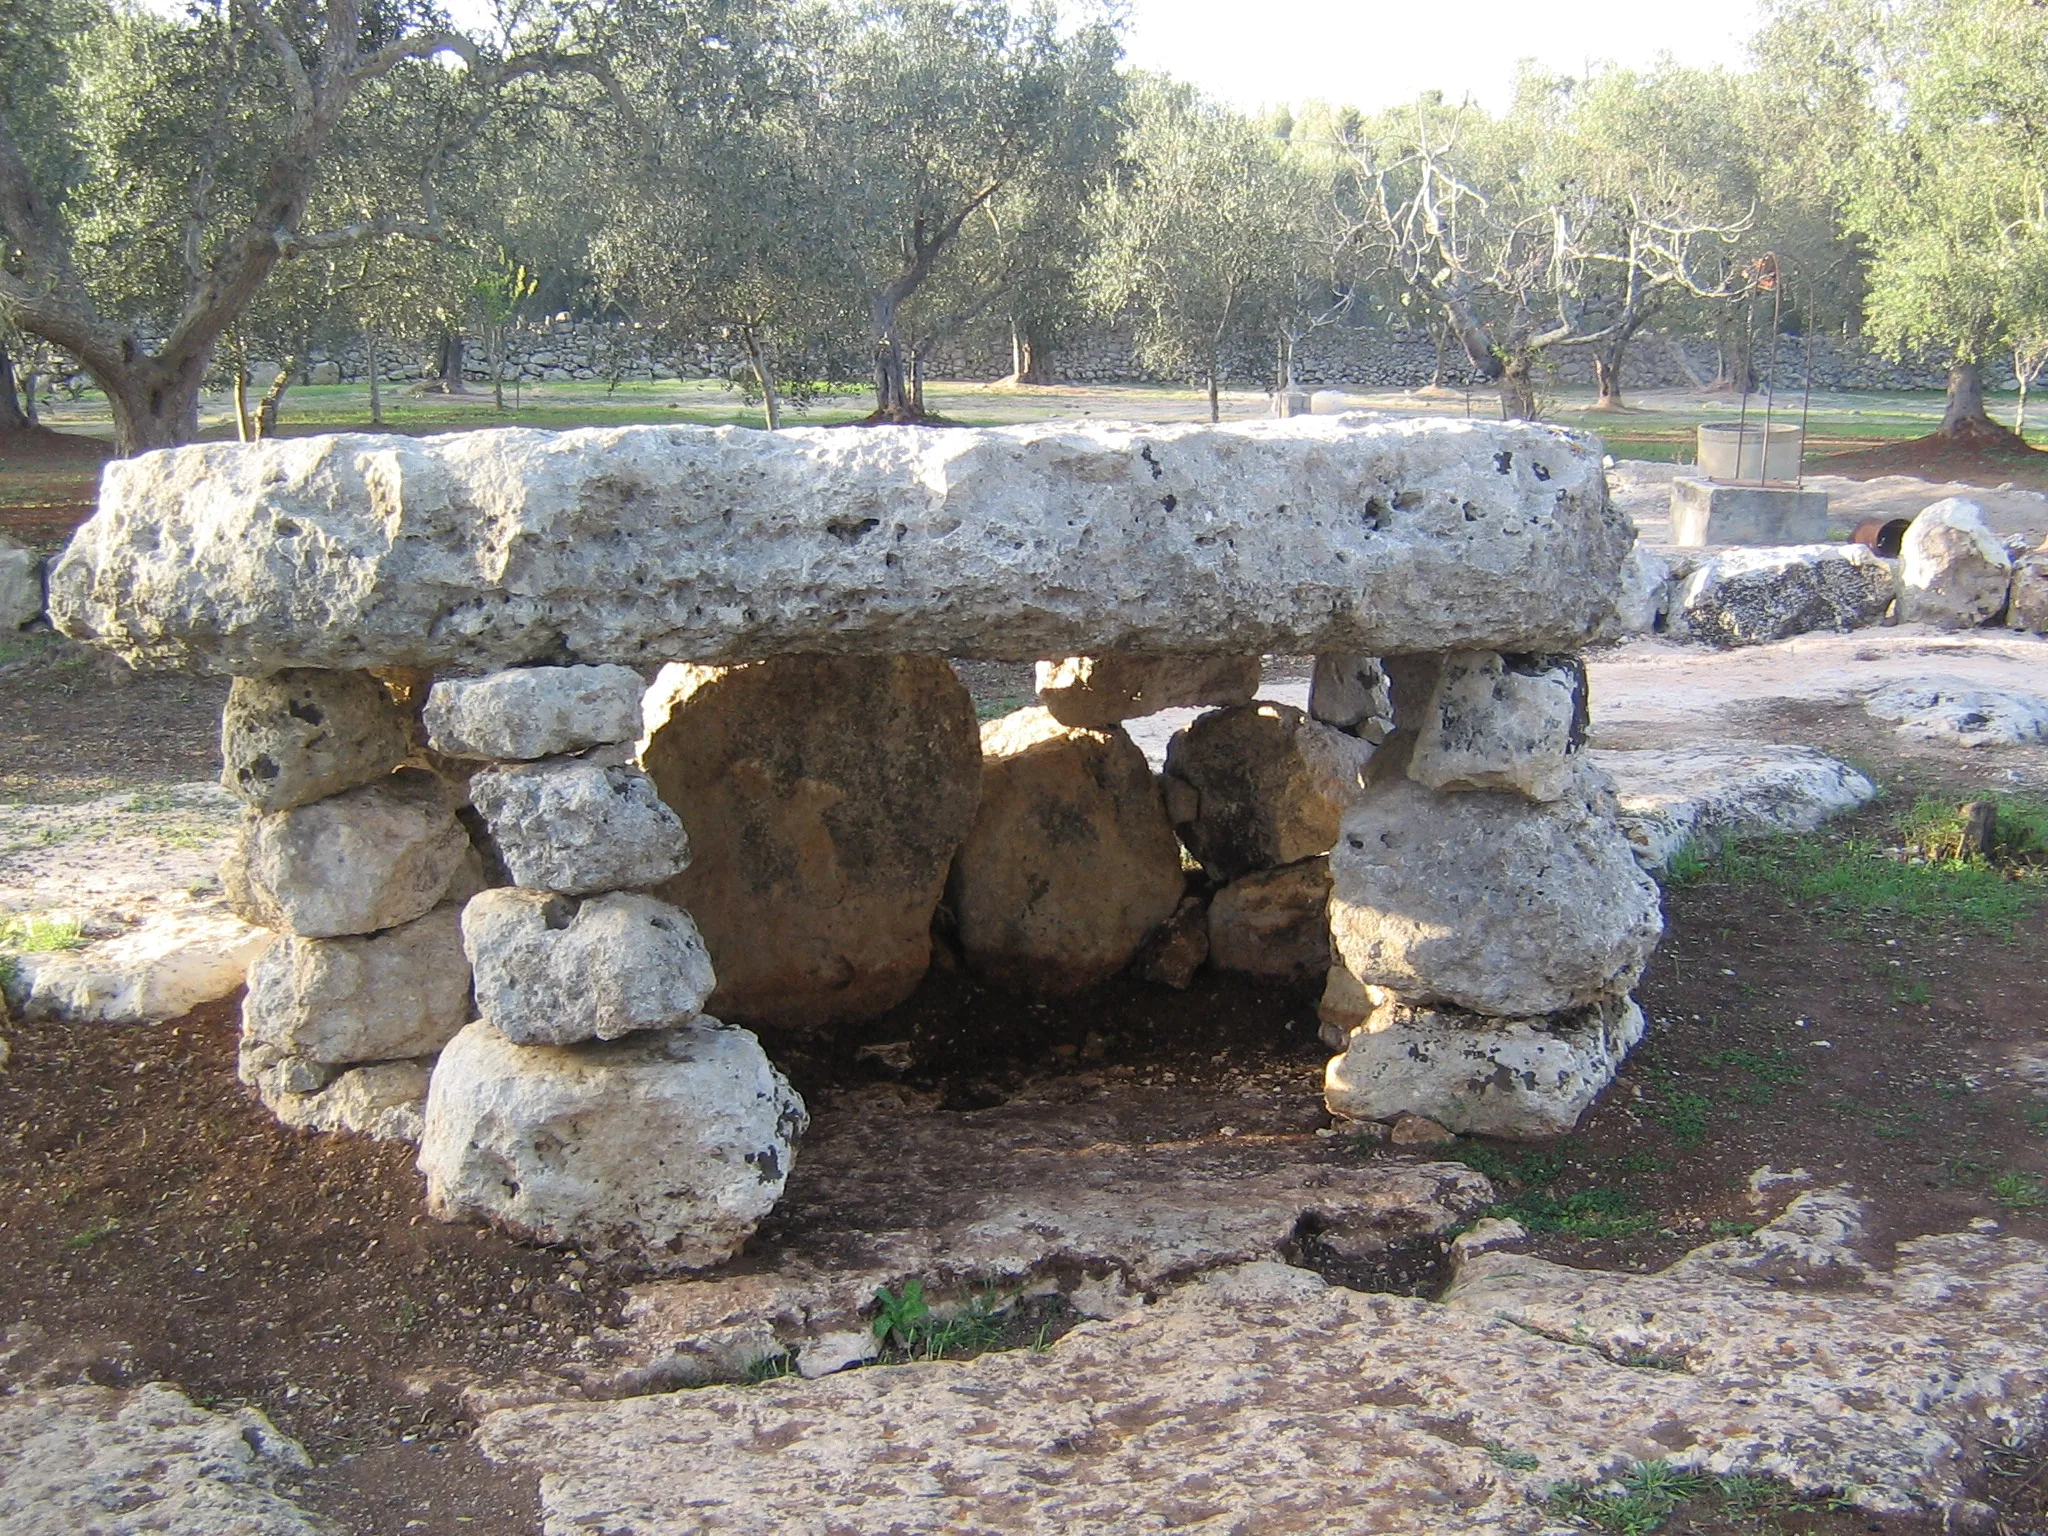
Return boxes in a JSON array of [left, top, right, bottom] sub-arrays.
[[221, 669, 481, 1141], [411, 665, 807, 1270], [1315, 650, 1664, 1139]]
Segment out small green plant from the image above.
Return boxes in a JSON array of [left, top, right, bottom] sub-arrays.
[[871, 1280, 932, 1347], [1990, 1172, 2045, 1210], [1648, 1091, 1712, 1146], [1701, 1047, 1806, 1105], [1495, 1186, 1656, 1241], [974, 694, 1030, 722], [1441, 1141, 1565, 1188], [1486, 1443, 1541, 1471], [1889, 977, 1933, 1006], [391, 1298, 426, 1335], [743, 1351, 794, 1384], [1545, 1460, 1711, 1534], [0, 912, 85, 952], [1662, 840, 1711, 886], [2021, 1101, 2048, 1136], [1616, 1347, 1689, 1372], [65, 1215, 119, 1250]]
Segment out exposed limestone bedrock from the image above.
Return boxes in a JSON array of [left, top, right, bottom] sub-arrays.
[[50, 417, 1628, 673]]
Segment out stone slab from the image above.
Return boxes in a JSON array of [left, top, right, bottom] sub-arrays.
[[1669, 476, 1829, 546], [50, 417, 1628, 673], [1591, 745, 1878, 874]]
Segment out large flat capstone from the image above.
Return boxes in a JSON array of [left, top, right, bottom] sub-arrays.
[[49, 417, 1627, 673]]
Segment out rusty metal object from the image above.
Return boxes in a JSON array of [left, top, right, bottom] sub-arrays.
[[1851, 516, 1912, 558]]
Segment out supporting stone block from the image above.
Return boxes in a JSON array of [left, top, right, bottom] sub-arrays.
[[1670, 477, 1828, 548]]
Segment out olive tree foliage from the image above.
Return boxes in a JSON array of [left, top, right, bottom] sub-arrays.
[[0, 0, 618, 453], [1337, 83, 1752, 422], [1084, 78, 1325, 422], [1762, 0, 2048, 437]]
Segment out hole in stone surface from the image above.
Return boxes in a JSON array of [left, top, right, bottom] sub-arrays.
[[826, 517, 881, 544], [1283, 1209, 1454, 1298]]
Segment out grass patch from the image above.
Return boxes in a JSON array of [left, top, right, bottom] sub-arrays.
[[0, 912, 85, 952], [1499, 1186, 1658, 1240], [974, 693, 1031, 722], [1991, 1172, 2045, 1210], [1545, 1460, 1711, 1534], [64, 1214, 119, 1250], [1646, 1090, 1713, 1145], [1700, 1047, 1807, 1106]]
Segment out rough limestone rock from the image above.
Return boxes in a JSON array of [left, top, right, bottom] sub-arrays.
[[1034, 654, 1261, 728], [4, 903, 271, 1024], [462, 888, 715, 1045], [221, 768, 473, 938], [2010, 538, 2048, 633], [638, 656, 981, 1029], [1329, 773, 1663, 1019], [1407, 650, 1586, 802], [1596, 543, 1675, 638], [1898, 498, 2012, 628], [0, 1382, 321, 1536], [1325, 995, 1647, 1137], [218, 668, 410, 811], [1317, 963, 1374, 1047], [1672, 543, 1895, 647], [583, 1089, 1494, 1394], [469, 757, 689, 896], [418, 1017, 808, 1267], [1206, 857, 1331, 983], [0, 534, 43, 629], [237, 1034, 335, 1099], [477, 1198, 2048, 1534], [1863, 678, 2048, 747], [1134, 895, 1209, 989], [259, 1058, 433, 1142], [240, 903, 472, 1063], [1163, 702, 1372, 882], [1591, 745, 1878, 874], [1307, 653, 1394, 740], [947, 708, 1184, 995], [424, 663, 645, 760], [51, 417, 1630, 674]]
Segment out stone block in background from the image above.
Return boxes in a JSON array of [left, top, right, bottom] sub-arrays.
[[1205, 857, 1331, 984], [0, 535, 43, 629], [1897, 498, 2012, 628], [418, 1018, 808, 1269], [423, 664, 646, 760], [462, 888, 715, 1045], [1306, 653, 1394, 741], [1407, 651, 1586, 802], [1325, 995, 1647, 1139], [1162, 703, 1371, 882], [947, 708, 1184, 995], [1669, 544, 1895, 647], [638, 656, 981, 1030], [218, 669, 410, 812], [221, 769, 473, 938], [2011, 538, 2048, 633], [1669, 477, 1828, 547], [241, 903, 471, 1064], [1328, 774, 1662, 1020], [1034, 655, 1261, 729], [469, 759, 690, 896]]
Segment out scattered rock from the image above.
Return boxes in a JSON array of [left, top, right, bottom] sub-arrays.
[[222, 768, 473, 938], [241, 902, 471, 1063], [1134, 894, 1209, 989], [1863, 678, 2048, 747], [462, 888, 715, 1045], [0, 1382, 320, 1536], [796, 1330, 879, 1380], [1205, 856, 1331, 984], [1163, 702, 1372, 881], [1317, 963, 1374, 1048], [423, 664, 646, 760], [217, 668, 411, 812], [2009, 538, 2048, 633], [470, 758, 690, 896], [259, 1057, 434, 1142], [947, 709, 1183, 995], [1307, 653, 1394, 739], [418, 1018, 808, 1268], [1898, 498, 2012, 628], [1597, 544, 1675, 639], [1328, 774, 1663, 1019], [0, 534, 42, 629], [1591, 745, 1878, 875], [3, 901, 271, 1024], [1407, 650, 1586, 802], [1388, 1112, 1455, 1146], [1451, 1216, 1528, 1259], [51, 417, 1629, 673], [478, 1198, 2048, 1534], [1671, 544, 1895, 647], [638, 656, 981, 1029], [1326, 995, 1647, 1138], [1034, 654, 1261, 728]]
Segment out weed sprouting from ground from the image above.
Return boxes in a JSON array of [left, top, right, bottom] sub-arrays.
[[0, 912, 85, 953], [743, 1352, 794, 1384], [867, 1280, 1074, 1365], [1646, 1091, 1712, 1146], [1990, 1172, 2045, 1210], [1544, 1461, 1860, 1534], [1440, 1141, 1656, 1240]]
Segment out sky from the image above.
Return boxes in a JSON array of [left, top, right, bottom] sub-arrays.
[[1116, 0, 1763, 115]]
